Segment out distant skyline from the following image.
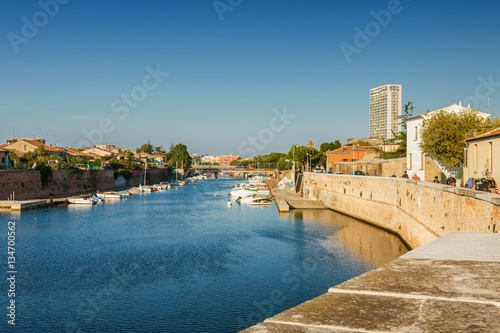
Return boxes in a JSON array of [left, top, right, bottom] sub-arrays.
[[1, 0, 500, 156]]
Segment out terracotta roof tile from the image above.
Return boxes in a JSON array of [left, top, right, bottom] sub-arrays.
[[465, 127, 500, 141]]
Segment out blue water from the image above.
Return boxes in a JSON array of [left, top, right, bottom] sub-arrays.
[[0, 179, 407, 332]]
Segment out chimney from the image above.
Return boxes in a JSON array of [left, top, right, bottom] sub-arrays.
[[459, 100, 462, 106], [468, 103, 471, 108]]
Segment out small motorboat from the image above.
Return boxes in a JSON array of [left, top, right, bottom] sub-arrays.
[[68, 197, 97, 205], [236, 195, 271, 204], [128, 188, 142, 194], [230, 188, 259, 197], [96, 192, 123, 199]]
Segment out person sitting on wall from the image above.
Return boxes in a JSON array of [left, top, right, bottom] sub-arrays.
[[478, 178, 489, 192], [446, 176, 456, 186], [402, 171, 409, 179], [412, 174, 419, 180], [391, 172, 397, 177], [433, 176, 440, 183]]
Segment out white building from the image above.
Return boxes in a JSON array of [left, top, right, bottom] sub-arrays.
[[201, 155, 218, 164], [369, 84, 402, 139], [406, 102, 489, 181]]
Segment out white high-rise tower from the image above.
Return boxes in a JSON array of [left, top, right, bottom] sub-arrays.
[[369, 84, 402, 139]]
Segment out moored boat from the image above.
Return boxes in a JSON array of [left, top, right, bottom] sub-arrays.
[[96, 192, 123, 199], [68, 197, 97, 205]]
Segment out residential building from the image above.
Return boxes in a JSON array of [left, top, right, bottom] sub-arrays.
[[406, 102, 489, 181], [463, 127, 500, 183], [201, 155, 218, 164], [1, 139, 64, 157], [81, 147, 113, 158], [369, 84, 402, 139], [136, 153, 165, 167], [219, 154, 240, 166], [326, 146, 377, 171], [95, 144, 127, 154], [0, 148, 9, 167], [347, 137, 400, 152]]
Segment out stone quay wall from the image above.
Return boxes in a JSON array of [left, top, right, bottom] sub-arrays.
[[127, 168, 170, 186], [303, 173, 500, 249], [0, 170, 115, 199], [0, 168, 171, 199]]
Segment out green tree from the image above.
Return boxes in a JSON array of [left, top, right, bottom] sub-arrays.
[[378, 101, 414, 159], [154, 146, 164, 154], [21, 146, 49, 168], [125, 150, 136, 171], [167, 143, 192, 169], [420, 109, 491, 167], [319, 140, 341, 153], [287, 145, 321, 170], [137, 141, 154, 154]]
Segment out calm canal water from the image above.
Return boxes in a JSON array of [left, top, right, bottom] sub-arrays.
[[0, 179, 408, 332]]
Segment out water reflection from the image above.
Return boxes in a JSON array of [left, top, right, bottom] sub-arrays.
[[290, 210, 408, 268]]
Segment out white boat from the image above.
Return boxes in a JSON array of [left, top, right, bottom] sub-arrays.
[[128, 187, 142, 194], [236, 195, 272, 204], [230, 188, 259, 197], [96, 192, 123, 199], [68, 197, 97, 205]]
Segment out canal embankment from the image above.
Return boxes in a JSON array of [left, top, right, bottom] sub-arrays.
[[302, 173, 500, 249], [268, 179, 325, 212], [242, 232, 500, 332], [0, 168, 170, 200]]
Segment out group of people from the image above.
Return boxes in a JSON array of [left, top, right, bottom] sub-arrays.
[[389, 172, 458, 185], [391, 171, 418, 180], [386, 173, 490, 192]]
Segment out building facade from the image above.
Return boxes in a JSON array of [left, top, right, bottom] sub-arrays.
[[463, 127, 500, 183], [406, 102, 489, 181], [326, 146, 377, 172], [219, 154, 239, 166], [0, 149, 9, 167], [369, 84, 402, 139]]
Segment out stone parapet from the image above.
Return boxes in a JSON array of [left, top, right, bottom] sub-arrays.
[[302, 174, 500, 249]]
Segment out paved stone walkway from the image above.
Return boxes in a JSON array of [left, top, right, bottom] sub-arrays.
[[242, 233, 500, 332]]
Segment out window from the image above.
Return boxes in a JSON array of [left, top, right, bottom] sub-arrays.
[[409, 153, 412, 169], [464, 148, 468, 167], [420, 153, 424, 170], [1, 157, 4, 164], [414, 126, 418, 141], [24, 145, 27, 151]]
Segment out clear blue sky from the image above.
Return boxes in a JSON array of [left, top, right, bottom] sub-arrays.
[[1, 0, 499, 156]]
